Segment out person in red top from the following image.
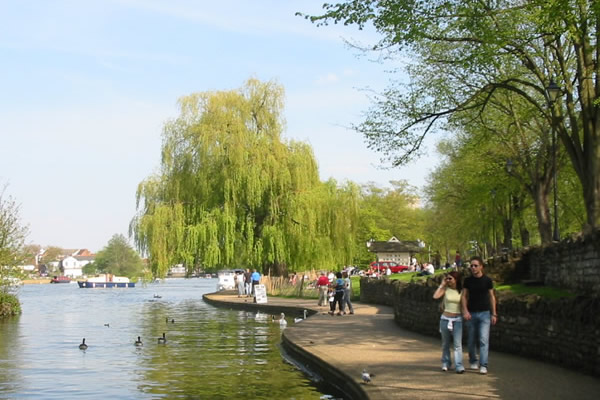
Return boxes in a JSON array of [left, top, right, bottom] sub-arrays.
[[317, 271, 330, 307]]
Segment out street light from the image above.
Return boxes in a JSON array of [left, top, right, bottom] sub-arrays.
[[490, 189, 497, 254], [546, 79, 561, 242]]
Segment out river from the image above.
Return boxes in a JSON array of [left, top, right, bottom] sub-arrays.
[[0, 278, 337, 399]]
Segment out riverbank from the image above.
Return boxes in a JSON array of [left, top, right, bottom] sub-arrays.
[[21, 278, 52, 284], [203, 291, 600, 400]]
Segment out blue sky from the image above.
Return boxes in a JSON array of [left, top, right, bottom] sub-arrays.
[[1, 0, 438, 252]]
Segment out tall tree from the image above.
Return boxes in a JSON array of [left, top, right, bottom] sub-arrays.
[[0, 184, 28, 291], [303, 0, 600, 231], [131, 79, 359, 277], [94, 234, 144, 280]]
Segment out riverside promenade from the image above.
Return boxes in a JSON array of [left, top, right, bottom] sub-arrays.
[[203, 292, 600, 400]]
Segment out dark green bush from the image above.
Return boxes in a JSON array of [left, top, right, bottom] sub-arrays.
[[0, 291, 21, 317]]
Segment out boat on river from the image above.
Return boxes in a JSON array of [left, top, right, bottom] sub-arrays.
[[216, 269, 244, 291], [50, 276, 71, 284], [77, 274, 135, 288]]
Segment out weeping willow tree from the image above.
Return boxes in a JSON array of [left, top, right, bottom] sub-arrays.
[[131, 79, 359, 277]]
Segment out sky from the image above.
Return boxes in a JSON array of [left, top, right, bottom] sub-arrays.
[[1, 0, 439, 252]]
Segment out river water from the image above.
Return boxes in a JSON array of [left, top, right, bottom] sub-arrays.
[[0, 279, 335, 399]]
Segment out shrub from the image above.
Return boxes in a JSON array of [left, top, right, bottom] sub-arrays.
[[0, 291, 21, 317]]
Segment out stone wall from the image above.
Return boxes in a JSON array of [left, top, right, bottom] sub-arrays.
[[518, 229, 600, 294], [360, 277, 600, 377]]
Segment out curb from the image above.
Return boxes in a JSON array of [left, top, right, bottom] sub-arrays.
[[202, 292, 368, 400]]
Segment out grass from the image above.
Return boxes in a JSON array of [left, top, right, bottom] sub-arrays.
[[495, 283, 575, 299]]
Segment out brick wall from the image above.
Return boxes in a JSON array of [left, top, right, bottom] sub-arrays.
[[360, 277, 600, 377], [518, 229, 600, 294]]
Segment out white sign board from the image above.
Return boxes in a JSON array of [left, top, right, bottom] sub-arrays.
[[254, 284, 268, 304]]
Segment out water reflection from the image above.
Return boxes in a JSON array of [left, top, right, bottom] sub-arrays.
[[0, 315, 22, 393], [0, 279, 330, 399]]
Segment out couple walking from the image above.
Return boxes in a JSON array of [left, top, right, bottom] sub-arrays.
[[433, 256, 497, 375]]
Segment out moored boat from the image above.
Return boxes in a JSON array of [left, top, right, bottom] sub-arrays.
[[77, 274, 135, 288], [50, 276, 71, 284]]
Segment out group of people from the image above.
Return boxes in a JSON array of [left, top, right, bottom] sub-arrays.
[[316, 271, 354, 316], [235, 269, 261, 297], [433, 256, 497, 375]]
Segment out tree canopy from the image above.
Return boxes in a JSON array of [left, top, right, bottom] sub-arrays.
[[0, 184, 28, 291], [93, 234, 144, 280], [131, 79, 360, 277], [303, 0, 600, 232]]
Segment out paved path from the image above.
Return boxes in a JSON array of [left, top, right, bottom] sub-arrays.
[[203, 292, 600, 400]]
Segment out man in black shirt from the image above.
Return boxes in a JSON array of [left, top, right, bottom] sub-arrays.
[[461, 256, 497, 375]]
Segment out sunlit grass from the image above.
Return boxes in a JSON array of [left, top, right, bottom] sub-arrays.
[[495, 283, 575, 299]]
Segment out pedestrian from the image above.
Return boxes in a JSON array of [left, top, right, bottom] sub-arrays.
[[244, 269, 252, 297], [316, 271, 330, 307], [235, 271, 245, 298], [328, 272, 345, 316], [251, 269, 261, 297], [461, 256, 497, 375], [341, 271, 354, 314], [455, 251, 462, 267], [327, 270, 335, 284], [433, 270, 464, 373]]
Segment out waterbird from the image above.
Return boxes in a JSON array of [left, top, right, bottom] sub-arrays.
[[294, 309, 308, 323], [279, 313, 287, 327], [153, 294, 162, 299], [103, 323, 110, 327], [79, 338, 88, 350], [135, 336, 143, 346], [361, 369, 375, 384], [165, 317, 174, 323], [158, 332, 167, 344]]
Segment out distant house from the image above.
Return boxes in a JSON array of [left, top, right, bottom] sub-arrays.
[[60, 256, 83, 277], [59, 249, 96, 278], [366, 236, 423, 266]]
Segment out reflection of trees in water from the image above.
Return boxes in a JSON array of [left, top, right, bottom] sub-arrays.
[[0, 316, 23, 393], [137, 305, 323, 399]]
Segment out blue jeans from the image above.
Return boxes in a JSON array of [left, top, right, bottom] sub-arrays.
[[467, 311, 491, 367], [440, 317, 464, 371]]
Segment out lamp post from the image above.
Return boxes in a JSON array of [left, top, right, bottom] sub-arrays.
[[547, 80, 561, 242], [490, 189, 497, 254]]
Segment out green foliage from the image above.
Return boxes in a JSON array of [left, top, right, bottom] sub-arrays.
[[0, 291, 21, 317], [356, 180, 426, 265], [82, 263, 97, 275], [93, 234, 144, 280], [304, 0, 600, 230], [0, 184, 28, 294], [132, 79, 360, 277]]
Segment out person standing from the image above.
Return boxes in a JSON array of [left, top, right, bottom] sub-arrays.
[[316, 272, 330, 307], [250, 269, 261, 296], [341, 271, 354, 315], [235, 271, 245, 298], [455, 251, 462, 267], [328, 272, 345, 316], [461, 256, 497, 375], [244, 269, 252, 297], [433, 270, 464, 373]]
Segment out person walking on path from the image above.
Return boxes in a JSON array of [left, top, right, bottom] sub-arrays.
[[461, 256, 497, 375], [328, 272, 345, 316], [250, 269, 261, 297], [341, 271, 354, 314], [316, 271, 330, 307], [433, 270, 464, 373]]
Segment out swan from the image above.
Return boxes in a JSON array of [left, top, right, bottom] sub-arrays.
[[135, 336, 143, 346], [279, 313, 287, 326], [158, 332, 167, 344], [294, 309, 308, 323], [79, 338, 88, 350]]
